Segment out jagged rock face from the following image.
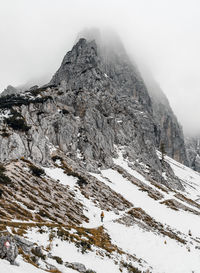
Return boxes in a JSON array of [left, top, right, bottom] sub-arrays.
[[144, 76, 188, 166], [185, 136, 200, 172], [0, 32, 185, 189], [0, 36, 162, 174], [49, 36, 163, 172], [0, 235, 18, 264]]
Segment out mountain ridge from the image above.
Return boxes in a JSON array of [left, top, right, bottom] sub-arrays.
[[0, 30, 198, 272]]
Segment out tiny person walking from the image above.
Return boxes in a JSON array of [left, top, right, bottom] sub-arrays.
[[100, 211, 104, 222]]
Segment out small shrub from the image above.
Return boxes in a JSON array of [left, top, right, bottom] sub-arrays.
[[30, 89, 41, 96], [31, 247, 46, 260], [0, 189, 3, 198], [62, 109, 69, 114], [29, 164, 45, 177], [0, 164, 11, 185], [5, 110, 31, 132], [1, 128, 10, 138], [51, 256, 63, 265], [75, 241, 91, 254], [52, 155, 63, 162], [1, 132, 10, 137], [20, 157, 31, 164], [0, 172, 11, 185], [0, 164, 6, 172], [121, 262, 142, 273], [77, 177, 88, 187]]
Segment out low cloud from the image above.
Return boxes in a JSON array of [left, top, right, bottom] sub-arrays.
[[0, 0, 200, 135]]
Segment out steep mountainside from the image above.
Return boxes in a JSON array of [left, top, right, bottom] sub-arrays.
[[185, 136, 200, 172], [0, 30, 198, 273], [0, 32, 184, 188], [0, 149, 200, 272], [143, 74, 188, 166]]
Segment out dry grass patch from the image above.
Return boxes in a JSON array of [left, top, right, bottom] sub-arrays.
[[175, 193, 200, 210], [127, 208, 186, 244], [160, 199, 179, 211], [161, 199, 200, 215]]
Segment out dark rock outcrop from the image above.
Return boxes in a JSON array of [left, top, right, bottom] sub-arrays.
[[0, 235, 18, 264], [185, 136, 200, 172]]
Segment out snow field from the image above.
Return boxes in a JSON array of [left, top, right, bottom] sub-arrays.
[[43, 151, 200, 272], [106, 222, 200, 273]]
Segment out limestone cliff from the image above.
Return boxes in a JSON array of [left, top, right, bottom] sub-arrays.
[[143, 75, 188, 166], [0, 32, 184, 189], [185, 136, 200, 172]]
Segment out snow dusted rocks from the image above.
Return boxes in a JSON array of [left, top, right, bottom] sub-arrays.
[[65, 262, 87, 272], [185, 135, 200, 172], [0, 235, 18, 264], [144, 76, 188, 166], [0, 29, 188, 191], [65, 262, 97, 273], [14, 235, 34, 253]]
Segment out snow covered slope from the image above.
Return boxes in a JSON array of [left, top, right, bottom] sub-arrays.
[[1, 150, 200, 272]]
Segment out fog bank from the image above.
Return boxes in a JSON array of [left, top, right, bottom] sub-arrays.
[[0, 0, 200, 135]]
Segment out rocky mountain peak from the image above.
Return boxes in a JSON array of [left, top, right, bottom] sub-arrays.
[[1, 29, 200, 273], [0, 29, 189, 188], [51, 29, 152, 113], [0, 85, 20, 97]]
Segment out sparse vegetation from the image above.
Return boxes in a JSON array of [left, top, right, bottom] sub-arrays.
[[62, 162, 88, 187], [160, 142, 165, 165], [29, 164, 45, 177], [31, 247, 46, 260], [75, 240, 91, 254], [0, 128, 10, 137], [52, 155, 63, 162], [0, 164, 11, 185], [121, 261, 142, 273], [51, 256, 63, 264], [4, 110, 30, 132], [127, 208, 186, 244]]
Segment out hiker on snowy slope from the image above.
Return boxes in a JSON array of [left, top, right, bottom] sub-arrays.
[[101, 211, 104, 222]]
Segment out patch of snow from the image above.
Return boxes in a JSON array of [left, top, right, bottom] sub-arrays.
[[106, 222, 200, 273], [162, 172, 167, 180], [158, 150, 200, 201], [44, 167, 77, 188], [50, 237, 121, 273], [0, 109, 11, 119], [76, 149, 84, 160], [55, 159, 62, 166], [99, 168, 200, 237], [0, 256, 43, 273]]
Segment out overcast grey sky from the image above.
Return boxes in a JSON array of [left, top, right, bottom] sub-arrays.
[[0, 0, 200, 135]]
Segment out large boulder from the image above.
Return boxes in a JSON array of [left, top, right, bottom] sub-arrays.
[[0, 235, 18, 264], [65, 262, 87, 272]]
